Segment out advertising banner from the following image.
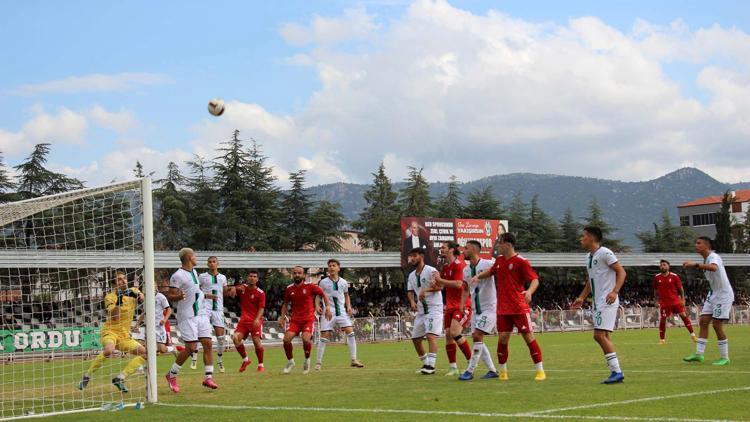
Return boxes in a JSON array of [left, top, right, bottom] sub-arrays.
[[0, 327, 101, 353]]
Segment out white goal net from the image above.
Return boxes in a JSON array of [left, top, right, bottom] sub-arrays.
[[0, 179, 156, 420]]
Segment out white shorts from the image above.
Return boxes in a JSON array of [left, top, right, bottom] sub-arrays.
[[472, 312, 496, 334], [134, 326, 167, 344], [319, 315, 353, 332], [411, 311, 443, 339], [594, 305, 618, 332], [207, 310, 226, 328], [701, 300, 733, 320], [178, 315, 212, 342]]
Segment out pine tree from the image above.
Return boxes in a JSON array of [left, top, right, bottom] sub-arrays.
[[310, 200, 350, 252], [244, 139, 281, 250], [398, 166, 433, 217], [0, 153, 17, 203], [133, 161, 145, 178], [637, 209, 694, 252], [462, 186, 502, 219], [213, 130, 262, 249], [714, 191, 733, 253], [583, 198, 626, 251], [279, 170, 314, 251], [507, 192, 530, 235], [558, 208, 581, 252], [185, 155, 221, 250], [434, 176, 463, 218], [527, 194, 560, 252], [14, 143, 83, 199], [154, 162, 188, 249], [731, 207, 750, 253], [353, 163, 401, 251]]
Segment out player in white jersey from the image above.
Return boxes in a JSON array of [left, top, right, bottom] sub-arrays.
[[571, 226, 627, 384], [459, 240, 498, 380], [315, 259, 365, 370], [195, 256, 230, 372], [164, 248, 218, 392], [406, 247, 443, 375], [135, 287, 174, 354], [682, 236, 735, 365]]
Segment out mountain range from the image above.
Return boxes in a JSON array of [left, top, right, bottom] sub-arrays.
[[307, 167, 750, 248]]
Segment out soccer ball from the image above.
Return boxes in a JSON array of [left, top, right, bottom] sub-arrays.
[[208, 98, 225, 116]]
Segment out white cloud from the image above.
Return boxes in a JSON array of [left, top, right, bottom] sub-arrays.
[[0, 108, 89, 155], [281, 7, 379, 46], [9, 72, 172, 95], [88, 106, 138, 133]]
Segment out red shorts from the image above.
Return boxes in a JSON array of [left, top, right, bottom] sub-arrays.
[[287, 319, 315, 335], [235, 320, 263, 340], [444, 308, 472, 329], [660, 303, 686, 318], [497, 313, 533, 334]]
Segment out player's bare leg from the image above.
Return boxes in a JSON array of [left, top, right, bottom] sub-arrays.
[[412, 337, 427, 373], [252, 335, 265, 371], [445, 319, 469, 376], [316, 330, 332, 371], [520, 332, 545, 380], [233, 331, 252, 373], [200, 337, 218, 389], [282, 331, 297, 374], [343, 326, 364, 367], [594, 329, 624, 384], [684, 314, 712, 363], [421, 334, 438, 375], [166, 341, 198, 393], [460, 330, 497, 381], [214, 326, 226, 373]]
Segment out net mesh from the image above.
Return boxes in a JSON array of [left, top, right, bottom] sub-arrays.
[[0, 180, 149, 419]]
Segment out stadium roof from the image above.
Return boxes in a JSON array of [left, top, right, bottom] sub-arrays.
[[678, 189, 750, 208], [0, 250, 749, 269]]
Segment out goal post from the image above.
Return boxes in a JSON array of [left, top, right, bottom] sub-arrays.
[[0, 178, 157, 420]]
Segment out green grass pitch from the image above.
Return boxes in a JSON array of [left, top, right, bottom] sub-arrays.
[[21, 326, 750, 421]]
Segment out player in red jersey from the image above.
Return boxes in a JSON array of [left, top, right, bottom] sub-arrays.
[[474, 233, 545, 381], [232, 270, 267, 372], [653, 260, 696, 344], [278, 266, 332, 374], [432, 241, 472, 376]]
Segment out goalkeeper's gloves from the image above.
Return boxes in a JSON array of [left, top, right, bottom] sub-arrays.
[[124, 288, 141, 299]]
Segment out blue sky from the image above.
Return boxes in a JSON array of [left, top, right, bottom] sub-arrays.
[[1, 1, 749, 186]]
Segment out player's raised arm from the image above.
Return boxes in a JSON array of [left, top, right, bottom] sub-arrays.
[[433, 270, 462, 289], [164, 286, 185, 302], [471, 266, 493, 284]]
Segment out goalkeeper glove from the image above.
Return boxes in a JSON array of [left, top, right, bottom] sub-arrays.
[[125, 288, 141, 299]]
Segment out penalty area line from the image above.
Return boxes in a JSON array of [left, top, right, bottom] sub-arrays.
[[155, 403, 741, 422]]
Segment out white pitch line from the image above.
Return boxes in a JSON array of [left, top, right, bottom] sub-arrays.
[[526, 386, 750, 415], [155, 403, 742, 422]]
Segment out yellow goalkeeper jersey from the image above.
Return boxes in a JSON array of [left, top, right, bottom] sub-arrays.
[[101, 288, 141, 333]]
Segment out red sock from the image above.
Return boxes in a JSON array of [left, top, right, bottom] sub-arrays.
[[255, 346, 264, 364], [283, 342, 293, 360], [445, 343, 457, 364], [659, 316, 667, 340], [680, 315, 694, 334], [497, 342, 509, 364], [236, 343, 247, 359], [458, 340, 472, 360], [527, 340, 542, 364], [303, 341, 312, 359]]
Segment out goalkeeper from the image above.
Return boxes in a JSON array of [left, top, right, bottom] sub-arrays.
[[78, 270, 145, 393]]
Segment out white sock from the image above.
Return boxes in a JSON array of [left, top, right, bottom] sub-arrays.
[[426, 352, 437, 368], [243, 356, 250, 362], [204, 365, 213, 379], [604, 352, 621, 373], [169, 362, 181, 376], [191, 351, 198, 362], [499, 363, 507, 371], [166, 345, 174, 353], [418, 354, 427, 365], [346, 333, 357, 360], [696, 338, 707, 355], [217, 337, 225, 363], [317, 337, 328, 364], [481, 344, 496, 372], [467, 342, 483, 373], [117, 372, 125, 380], [288, 358, 295, 364], [717, 339, 729, 359], [535, 362, 544, 371]]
